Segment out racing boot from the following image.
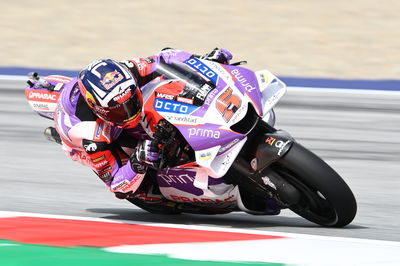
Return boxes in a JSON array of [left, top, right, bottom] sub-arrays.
[[44, 127, 62, 144]]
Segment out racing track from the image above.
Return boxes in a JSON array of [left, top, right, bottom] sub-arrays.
[[1, 78, 399, 241]]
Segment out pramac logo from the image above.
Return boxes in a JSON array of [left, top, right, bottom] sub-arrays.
[[26, 90, 59, 103]]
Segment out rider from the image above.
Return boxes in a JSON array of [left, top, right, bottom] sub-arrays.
[[49, 48, 233, 200]]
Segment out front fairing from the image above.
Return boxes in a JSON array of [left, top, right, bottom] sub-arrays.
[[140, 59, 286, 177]]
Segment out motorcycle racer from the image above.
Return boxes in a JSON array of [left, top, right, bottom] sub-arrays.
[[46, 48, 233, 200]]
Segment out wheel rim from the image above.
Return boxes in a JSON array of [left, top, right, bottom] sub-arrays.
[[272, 164, 339, 225]]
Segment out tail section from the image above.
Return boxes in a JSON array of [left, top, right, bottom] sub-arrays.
[[25, 72, 72, 120]]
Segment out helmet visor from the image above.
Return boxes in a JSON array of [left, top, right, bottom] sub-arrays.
[[95, 95, 141, 125]]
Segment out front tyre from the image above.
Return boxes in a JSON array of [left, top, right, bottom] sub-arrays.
[[273, 142, 357, 227]]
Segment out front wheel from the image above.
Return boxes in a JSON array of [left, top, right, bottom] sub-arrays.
[[272, 142, 357, 227]]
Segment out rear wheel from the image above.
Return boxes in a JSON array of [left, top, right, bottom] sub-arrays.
[[272, 142, 357, 227]]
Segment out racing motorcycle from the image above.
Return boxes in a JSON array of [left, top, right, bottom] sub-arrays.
[[25, 57, 357, 227]]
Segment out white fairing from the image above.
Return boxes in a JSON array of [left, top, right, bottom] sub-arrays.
[[255, 69, 286, 123]]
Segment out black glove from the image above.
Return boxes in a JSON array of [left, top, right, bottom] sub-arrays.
[[130, 139, 161, 172], [201, 48, 233, 64]]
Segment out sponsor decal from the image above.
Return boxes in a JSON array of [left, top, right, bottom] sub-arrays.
[[196, 84, 213, 101], [258, 73, 269, 84], [204, 88, 219, 106], [111, 180, 129, 191], [277, 140, 291, 156], [98, 171, 112, 183], [219, 138, 240, 153], [231, 69, 256, 92], [261, 176, 277, 190], [32, 103, 50, 110], [166, 115, 198, 124], [177, 96, 193, 104], [91, 155, 106, 163], [265, 137, 277, 145], [93, 160, 109, 168], [231, 104, 247, 124], [265, 137, 291, 156], [207, 61, 233, 81], [221, 152, 233, 171], [84, 143, 97, 152], [112, 174, 142, 192], [113, 87, 132, 103], [159, 173, 194, 185], [170, 194, 235, 204], [93, 104, 110, 115], [98, 165, 112, 173], [136, 191, 164, 202], [27, 91, 59, 102], [200, 152, 212, 160], [154, 98, 197, 114], [188, 127, 220, 139], [184, 58, 218, 84], [156, 92, 175, 100], [101, 71, 123, 89]]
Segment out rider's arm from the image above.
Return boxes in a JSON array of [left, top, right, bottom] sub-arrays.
[[82, 138, 146, 196], [63, 118, 146, 197]]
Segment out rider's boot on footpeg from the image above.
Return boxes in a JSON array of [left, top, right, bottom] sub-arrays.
[[44, 127, 62, 144]]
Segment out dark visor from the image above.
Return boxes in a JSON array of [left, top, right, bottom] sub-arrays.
[[95, 95, 141, 125]]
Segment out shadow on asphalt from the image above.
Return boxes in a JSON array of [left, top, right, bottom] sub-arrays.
[[86, 207, 365, 230]]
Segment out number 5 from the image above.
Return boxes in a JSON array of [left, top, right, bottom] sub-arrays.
[[216, 88, 241, 122]]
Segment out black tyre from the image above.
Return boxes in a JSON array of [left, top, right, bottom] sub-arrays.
[[272, 142, 357, 227]]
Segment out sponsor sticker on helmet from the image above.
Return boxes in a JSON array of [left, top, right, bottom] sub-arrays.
[[101, 71, 123, 90]]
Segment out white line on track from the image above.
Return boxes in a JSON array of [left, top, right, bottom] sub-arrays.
[[1, 210, 399, 266]]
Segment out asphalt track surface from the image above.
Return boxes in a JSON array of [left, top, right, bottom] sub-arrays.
[[1, 78, 399, 242]]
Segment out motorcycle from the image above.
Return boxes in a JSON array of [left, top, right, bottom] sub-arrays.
[[25, 57, 357, 227]]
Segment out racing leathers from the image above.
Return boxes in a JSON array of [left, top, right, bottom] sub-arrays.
[[54, 48, 232, 198]]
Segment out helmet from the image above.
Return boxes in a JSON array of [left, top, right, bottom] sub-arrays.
[[78, 59, 142, 128]]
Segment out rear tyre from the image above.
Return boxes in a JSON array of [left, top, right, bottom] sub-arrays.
[[272, 142, 357, 227]]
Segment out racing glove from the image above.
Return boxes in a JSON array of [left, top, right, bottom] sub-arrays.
[[201, 48, 233, 64], [130, 140, 160, 173]]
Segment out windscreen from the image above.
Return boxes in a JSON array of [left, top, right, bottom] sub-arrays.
[[156, 60, 216, 106]]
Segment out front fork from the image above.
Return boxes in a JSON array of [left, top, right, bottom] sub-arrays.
[[230, 120, 300, 206]]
